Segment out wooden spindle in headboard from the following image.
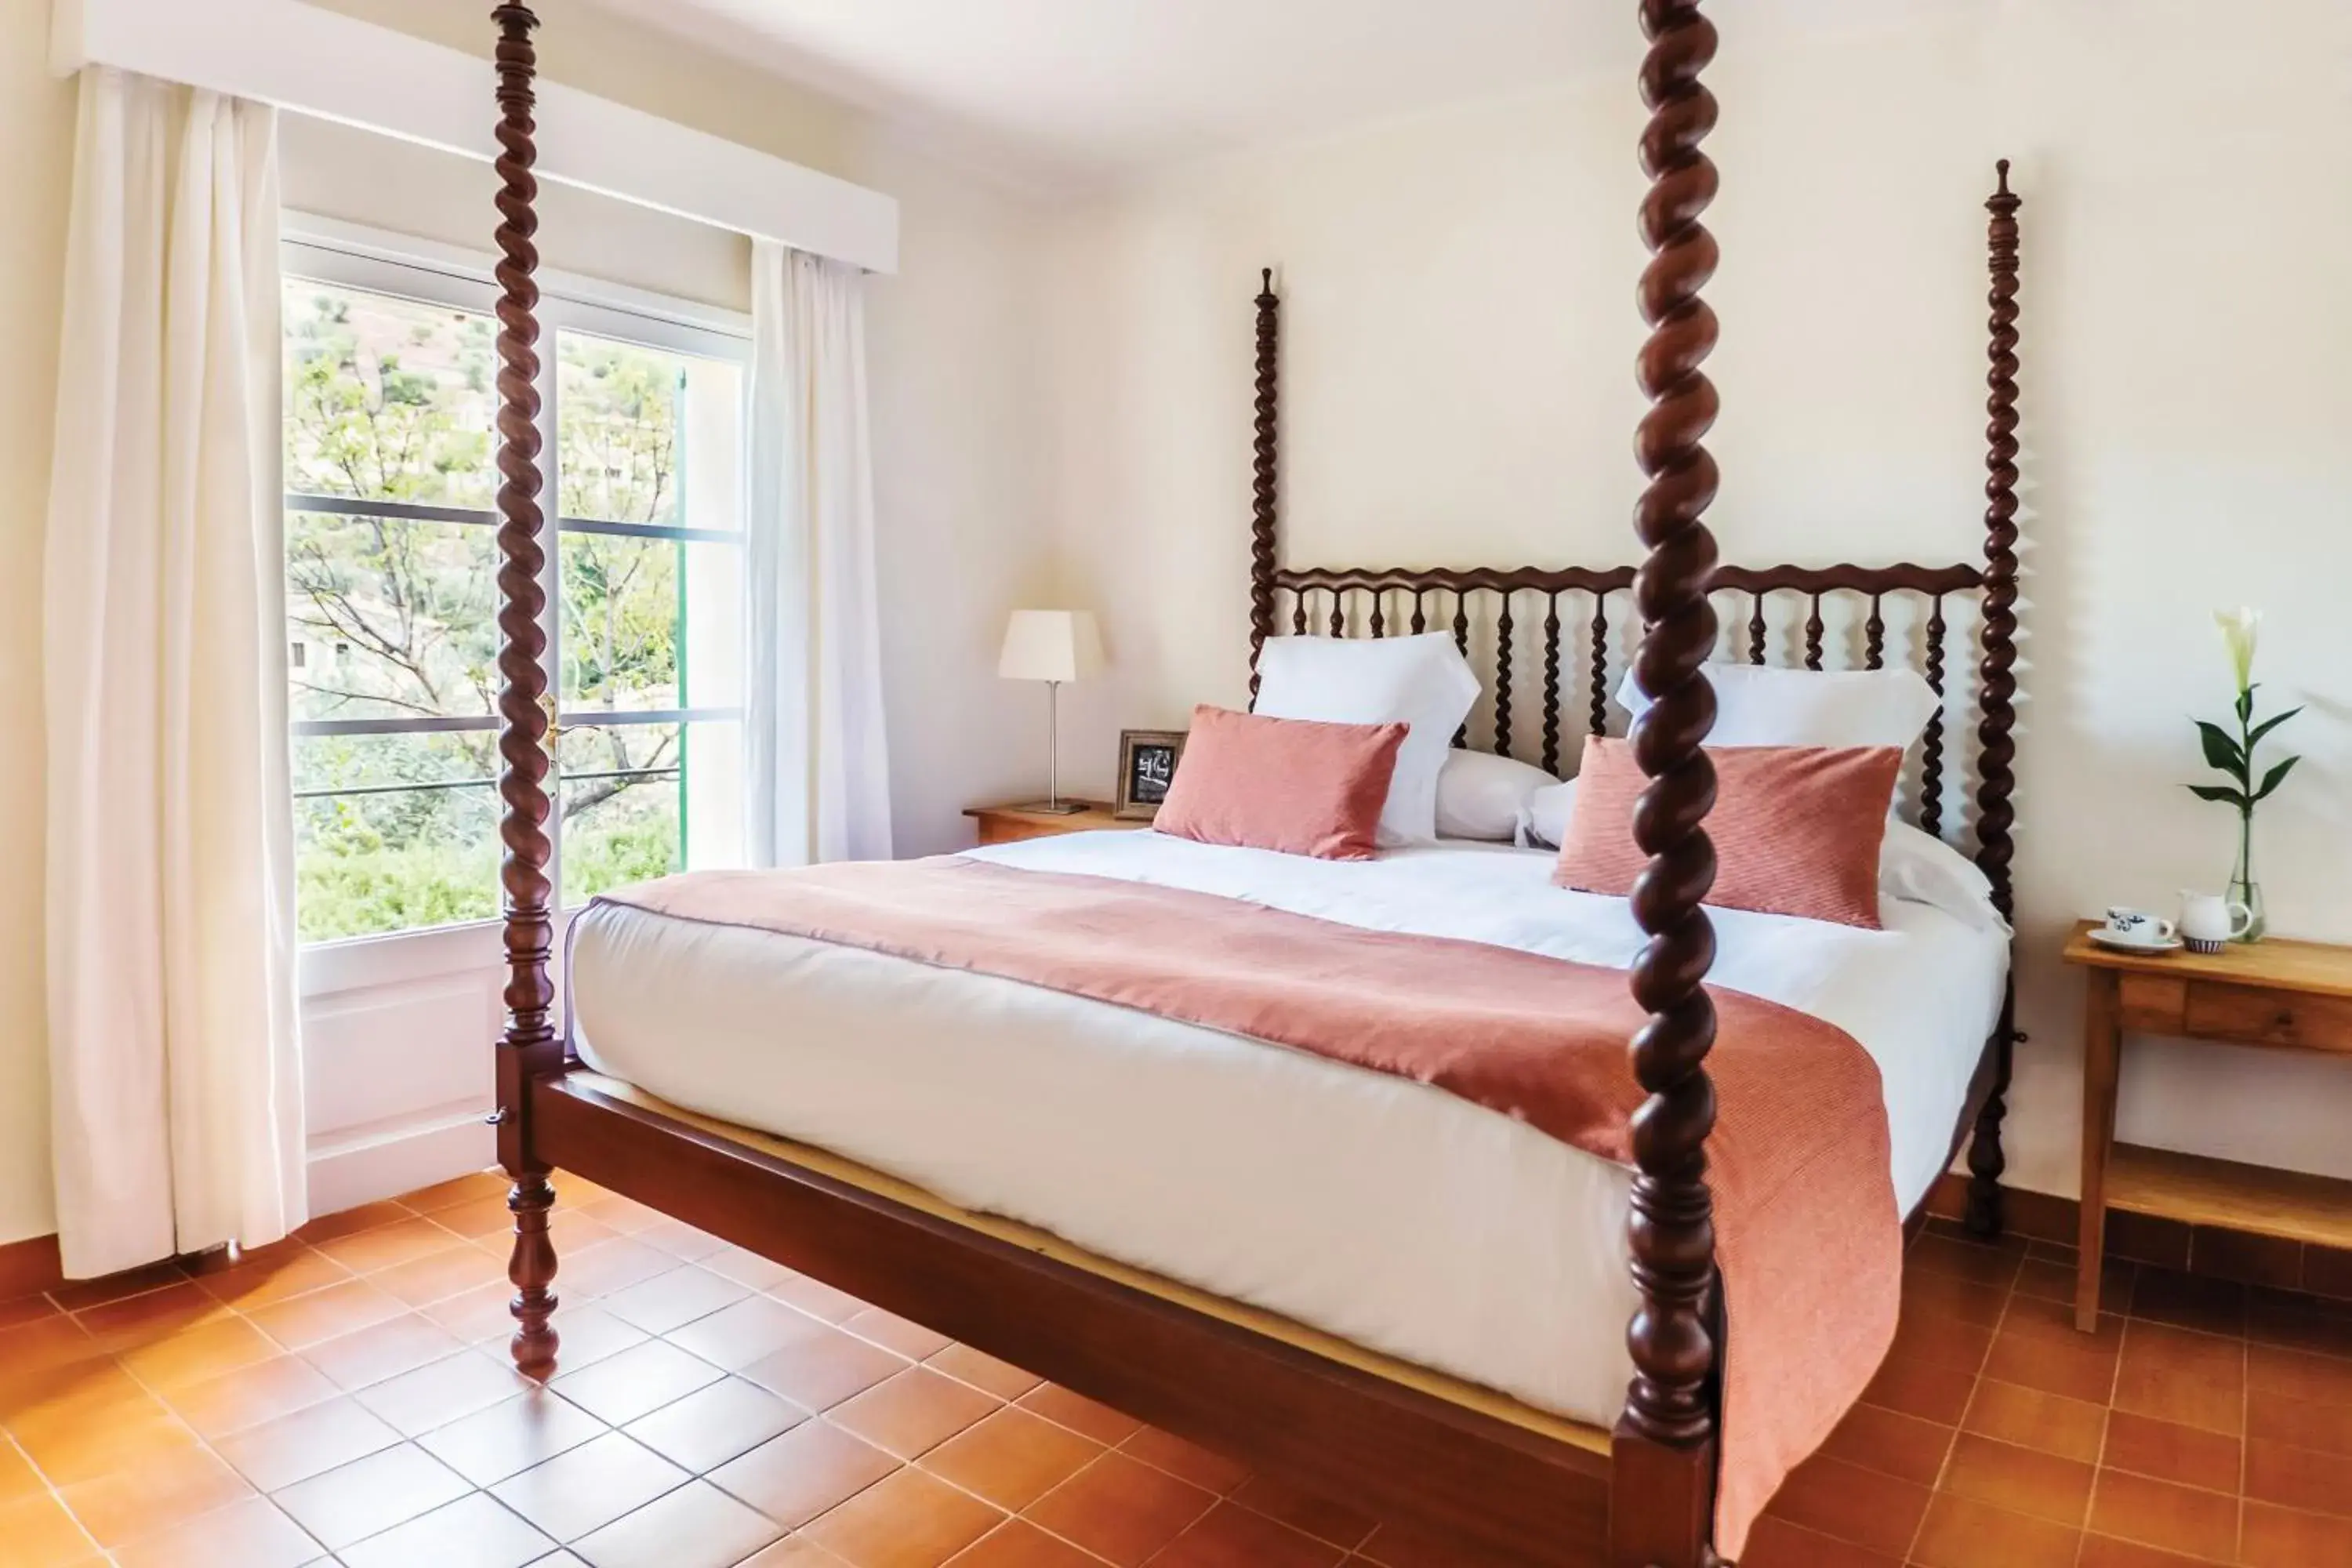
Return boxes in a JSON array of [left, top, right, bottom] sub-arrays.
[[1588, 593, 1611, 739], [1745, 594, 1766, 664], [1494, 597, 1516, 758], [1922, 594, 1950, 838], [1247, 270, 1280, 702], [1802, 594, 1825, 670], [1541, 594, 1565, 775], [1864, 594, 1886, 670], [1451, 595, 1472, 748]]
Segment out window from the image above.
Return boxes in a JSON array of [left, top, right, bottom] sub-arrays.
[[284, 238, 749, 945]]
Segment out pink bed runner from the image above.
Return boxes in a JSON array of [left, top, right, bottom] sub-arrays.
[[596, 857, 1902, 1555]]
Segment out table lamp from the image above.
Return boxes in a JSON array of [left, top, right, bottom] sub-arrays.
[[997, 609, 1105, 814]]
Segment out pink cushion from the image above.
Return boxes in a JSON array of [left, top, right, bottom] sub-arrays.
[[1553, 738, 1903, 928], [1155, 705, 1408, 861]]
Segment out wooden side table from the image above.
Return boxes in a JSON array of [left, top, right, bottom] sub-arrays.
[[964, 800, 1143, 847], [2063, 920, 2352, 1330]]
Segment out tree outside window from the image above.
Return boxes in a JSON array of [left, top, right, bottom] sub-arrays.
[[285, 274, 743, 943]]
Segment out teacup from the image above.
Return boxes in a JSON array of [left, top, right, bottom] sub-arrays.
[[2103, 906, 2177, 946], [2179, 891, 2253, 954]]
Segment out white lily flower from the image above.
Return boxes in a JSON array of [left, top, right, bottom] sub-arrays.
[[2215, 607, 2261, 693]]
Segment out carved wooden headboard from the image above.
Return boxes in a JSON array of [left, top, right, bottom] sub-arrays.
[[1241, 163, 2022, 909]]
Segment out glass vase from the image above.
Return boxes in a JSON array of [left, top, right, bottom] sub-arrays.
[[2230, 818, 2266, 942]]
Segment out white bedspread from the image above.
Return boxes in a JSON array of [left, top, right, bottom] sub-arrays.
[[568, 833, 2008, 1427]]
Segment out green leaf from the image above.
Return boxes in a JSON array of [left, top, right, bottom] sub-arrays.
[[2247, 707, 2304, 750], [2187, 784, 2252, 809], [2194, 720, 2247, 780], [2254, 754, 2302, 803], [2236, 687, 2256, 724]]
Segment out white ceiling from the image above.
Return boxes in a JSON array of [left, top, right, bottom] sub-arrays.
[[582, 0, 1958, 192]]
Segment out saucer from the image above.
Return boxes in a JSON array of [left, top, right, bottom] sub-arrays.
[[2088, 928, 2183, 956]]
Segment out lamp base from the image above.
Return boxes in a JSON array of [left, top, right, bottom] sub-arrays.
[[1007, 800, 1087, 816]]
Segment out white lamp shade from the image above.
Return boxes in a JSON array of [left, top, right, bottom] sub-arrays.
[[998, 609, 1105, 684]]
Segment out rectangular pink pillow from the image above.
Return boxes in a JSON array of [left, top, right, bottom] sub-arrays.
[[1553, 737, 1903, 928], [1155, 705, 1407, 861]]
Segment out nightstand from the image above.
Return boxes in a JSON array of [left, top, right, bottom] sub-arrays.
[[964, 800, 1144, 847], [2063, 920, 2352, 1330]]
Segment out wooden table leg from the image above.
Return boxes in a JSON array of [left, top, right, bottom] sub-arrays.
[[2077, 970, 2122, 1331]]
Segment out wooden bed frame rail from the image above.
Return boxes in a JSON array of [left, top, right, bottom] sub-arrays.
[[481, 3, 2025, 1562], [533, 1072, 1613, 1563]]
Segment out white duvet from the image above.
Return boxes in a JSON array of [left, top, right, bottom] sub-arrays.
[[568, 833, 2008, 1427]]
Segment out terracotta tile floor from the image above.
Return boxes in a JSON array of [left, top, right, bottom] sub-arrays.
[[8, 1179, 2352, 1568]]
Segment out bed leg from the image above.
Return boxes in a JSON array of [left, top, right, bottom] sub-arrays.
[[1964, 1093, 2009, 1240], [1964, 1008, 2015, 1240], [1610, 1430, 1717, 1568], [507, 1172, 561, 1379]]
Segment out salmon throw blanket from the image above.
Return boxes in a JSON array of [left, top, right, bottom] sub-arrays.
[[595, 858, 1901, 1556]]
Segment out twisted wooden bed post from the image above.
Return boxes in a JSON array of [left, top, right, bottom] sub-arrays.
[[489, 0, 562, 1380], [1248, 269, 1280, 702], [1966, 162, 2024, 1239], [1615, 3, 1722, 1565]]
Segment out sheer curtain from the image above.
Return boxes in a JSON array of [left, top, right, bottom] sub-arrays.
[[42, 67, 303, 1277], [746, 242, 894, 866]]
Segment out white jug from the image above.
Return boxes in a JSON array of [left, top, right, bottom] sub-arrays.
[[2179, 891, 2254, 953]]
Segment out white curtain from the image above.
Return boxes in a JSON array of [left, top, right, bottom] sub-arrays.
[[42, 68, 303, 1278], [746, 242, 895, 866]]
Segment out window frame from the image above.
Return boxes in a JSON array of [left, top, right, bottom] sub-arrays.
[[282, 216, 753, 960]]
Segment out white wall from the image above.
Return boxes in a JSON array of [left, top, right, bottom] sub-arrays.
[[1044, 0, 2352, 1201], [0, 0, 78, 1246], [0, 0, 1054, 1241]]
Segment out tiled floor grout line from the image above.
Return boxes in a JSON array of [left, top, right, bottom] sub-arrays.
[[2, 1420, 109, 1565], [280, 1185, 1373, 1564], [1901, 1241, 2007, 1566], [2076, 1252, 2115, 1556], [2086, 1308, 2131, 1566], [90, 1276, 350, 1563], [1904, 1228, 2278, 1568], [196, 1195, 1269, 1566], [36, 1214, 576, 1561], [2071, 1292, 2113, 1568], [23, 1190, 2352, 1567], [2239, 1308, 2267, 1566]]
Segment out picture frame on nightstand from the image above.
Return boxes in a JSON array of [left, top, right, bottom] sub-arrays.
[[1114, 728, 1188, 821]]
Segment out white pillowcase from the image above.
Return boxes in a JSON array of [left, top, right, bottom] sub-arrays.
[[1254, 634, 1481, 846], [1436, 751, 1560, 842], [1881, 820, 2008, 934], [1515, 779, 1579, 852], [1515, 779, 2006, 933], [1616, 663, 1942, 751]]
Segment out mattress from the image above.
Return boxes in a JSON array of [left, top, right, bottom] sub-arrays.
[[568, 833, 2009, 1428]]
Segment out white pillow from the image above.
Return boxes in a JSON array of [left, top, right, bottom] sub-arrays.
[[1436, 751, 1560, 842], [1254, 634, 1481, 847], [1516, 779, 1579, 851], [1882, 820, 2007, 932], [1617, 663, 1941, 751]]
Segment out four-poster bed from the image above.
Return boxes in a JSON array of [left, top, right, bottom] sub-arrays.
[[480, 2, 2025, 1563]]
